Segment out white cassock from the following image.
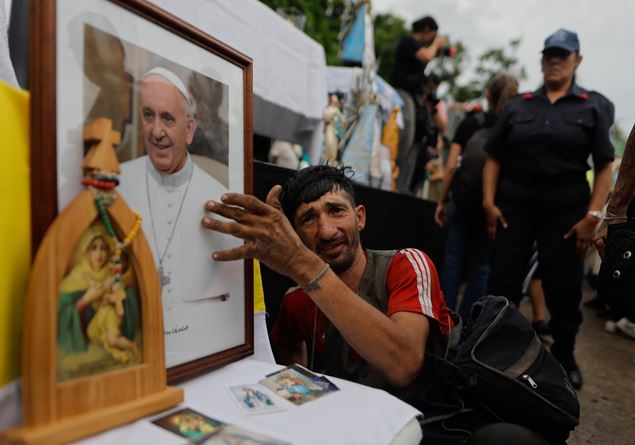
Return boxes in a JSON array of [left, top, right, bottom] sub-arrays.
[[119, 154, 244, 367]]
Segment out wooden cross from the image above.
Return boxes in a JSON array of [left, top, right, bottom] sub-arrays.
[[82, 118, 122, 174]]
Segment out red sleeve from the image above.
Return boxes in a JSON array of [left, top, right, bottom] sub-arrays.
[[271, 287, 325, 351], [386, 249, 454, 336]]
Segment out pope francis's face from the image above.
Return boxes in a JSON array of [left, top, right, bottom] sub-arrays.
[[139, 75, 197, 174]]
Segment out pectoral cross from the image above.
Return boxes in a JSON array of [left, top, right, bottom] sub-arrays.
[[158, 266, 170, 287]]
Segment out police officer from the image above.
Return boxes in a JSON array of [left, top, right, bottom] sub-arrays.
[[482, 28, 615, 389]]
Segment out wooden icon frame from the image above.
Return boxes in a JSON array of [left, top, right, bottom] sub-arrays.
[[11, 183, 183, 444]]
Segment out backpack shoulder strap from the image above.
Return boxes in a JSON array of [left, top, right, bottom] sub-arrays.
[[473, 111, 486, 127]]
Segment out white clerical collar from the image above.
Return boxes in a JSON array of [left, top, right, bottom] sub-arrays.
[[146, 153, 193, 187]]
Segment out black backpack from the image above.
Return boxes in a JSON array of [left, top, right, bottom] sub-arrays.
[[451, 113, 491, 213], [419, 296, 580, 444]]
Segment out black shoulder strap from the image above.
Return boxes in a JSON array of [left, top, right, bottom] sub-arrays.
[[473, 111, 486, 127]]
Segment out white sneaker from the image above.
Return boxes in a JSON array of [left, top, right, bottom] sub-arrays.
[[616, 317, 635, 340], [605, 320, 618, 334]]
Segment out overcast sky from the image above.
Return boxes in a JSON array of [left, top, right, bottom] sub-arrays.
[[372, 0, 635, 131]]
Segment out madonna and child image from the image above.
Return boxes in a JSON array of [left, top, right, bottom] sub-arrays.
[[56, 222, 142, 381]]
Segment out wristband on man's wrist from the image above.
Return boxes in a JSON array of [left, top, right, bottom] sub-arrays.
[[586, 210, 604, 221], [303, 262, 330, 292]]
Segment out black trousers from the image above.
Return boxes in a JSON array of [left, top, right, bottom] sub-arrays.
[[487, 180, 590, 358]]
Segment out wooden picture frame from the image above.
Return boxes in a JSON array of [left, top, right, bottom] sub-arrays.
[[30, 0, 254, 384]]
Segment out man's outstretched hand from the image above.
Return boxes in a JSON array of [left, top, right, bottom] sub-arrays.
[[201, 186, 319, 283]]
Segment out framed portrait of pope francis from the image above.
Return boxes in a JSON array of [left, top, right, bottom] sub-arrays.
[[30, 0, 254, 383]]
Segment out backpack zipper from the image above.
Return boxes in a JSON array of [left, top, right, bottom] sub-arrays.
[[522, 374, 538, 389]]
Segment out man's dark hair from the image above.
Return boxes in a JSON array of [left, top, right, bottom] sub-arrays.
[[412, 16, 438, 33], [280, 165, 356, 224]]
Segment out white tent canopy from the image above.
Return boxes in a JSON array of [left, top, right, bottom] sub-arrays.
[[150, 0, 328, 160]]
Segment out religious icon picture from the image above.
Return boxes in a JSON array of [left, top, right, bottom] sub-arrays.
[[56, 221, 142, 381], [43, 0, 254, 382], [199, 425, 291, 445], [259, 365, 340, 406], [152, 407, 291, 445], [227, 383, 285, 415], [152, 408, 223, 442]]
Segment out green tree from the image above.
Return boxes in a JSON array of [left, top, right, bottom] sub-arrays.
[[426, 38, 473, 101], [259, 0, 345, 65], [373, 13, 408, 81], [372, 18, 475, 98], [473, 38, 527, 90], [429, 37, 527, 102], [614, 124, 627, 157], [259, 2, 527, 104]]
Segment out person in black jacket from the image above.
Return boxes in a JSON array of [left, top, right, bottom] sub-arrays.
[[435, 73, 518, 320], [392, 16, 449, 193], [482, 28, 615, 390]]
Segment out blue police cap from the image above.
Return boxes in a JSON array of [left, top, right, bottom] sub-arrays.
[[542, 28, 580, 53]]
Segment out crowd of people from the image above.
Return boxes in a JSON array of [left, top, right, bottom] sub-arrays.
[[202, 15, 635, 444], [76, 15, 629, 442], [391, 18, 620, 393]]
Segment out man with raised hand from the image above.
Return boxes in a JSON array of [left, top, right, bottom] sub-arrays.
[[202, 165, 453, 390]]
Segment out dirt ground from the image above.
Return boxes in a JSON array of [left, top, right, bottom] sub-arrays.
[[519, 282, 635, 444]]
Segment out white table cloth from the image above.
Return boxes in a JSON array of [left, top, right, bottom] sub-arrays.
[[72, 358, 422, 445]]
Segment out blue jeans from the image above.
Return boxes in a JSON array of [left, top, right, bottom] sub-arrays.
[[440, 199, 492, 320]]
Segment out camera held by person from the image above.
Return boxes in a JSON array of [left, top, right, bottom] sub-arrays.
[[438, 46, 457, 57]]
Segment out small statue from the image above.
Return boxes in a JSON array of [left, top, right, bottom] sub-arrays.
[[322, 94, 344, 164]]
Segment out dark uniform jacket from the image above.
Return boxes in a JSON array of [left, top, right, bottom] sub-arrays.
[[485, 83, 615, 189]]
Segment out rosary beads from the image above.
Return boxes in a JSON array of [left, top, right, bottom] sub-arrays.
[[84, 175, 142, 289]]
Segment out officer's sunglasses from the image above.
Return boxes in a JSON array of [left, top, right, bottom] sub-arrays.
[[542, 48, 572, 60]]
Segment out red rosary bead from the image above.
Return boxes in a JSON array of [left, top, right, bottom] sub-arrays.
[[81, 177, 117, 189]]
